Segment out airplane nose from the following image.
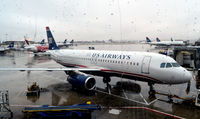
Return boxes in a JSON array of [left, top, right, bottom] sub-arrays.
[[182, 70, 192, 83]]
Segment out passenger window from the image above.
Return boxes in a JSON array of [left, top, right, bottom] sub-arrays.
[[166, 63, 172, 68], [160, 63, 165, 68]]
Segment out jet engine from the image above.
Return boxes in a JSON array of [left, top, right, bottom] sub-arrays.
[[67, 73, 96, 90]]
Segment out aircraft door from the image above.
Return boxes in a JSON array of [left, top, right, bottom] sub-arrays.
[[141, 56, 151, 74]]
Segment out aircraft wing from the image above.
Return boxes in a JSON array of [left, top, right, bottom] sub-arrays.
[[0, 67, 101, 72]]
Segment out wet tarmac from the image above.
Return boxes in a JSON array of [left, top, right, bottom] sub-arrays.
[[0, 44, 200, 119]]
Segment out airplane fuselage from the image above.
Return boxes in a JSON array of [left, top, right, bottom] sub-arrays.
[[49, 49, 191, 85], [149, 41, 185, 46], [25, 45, 49, 53]]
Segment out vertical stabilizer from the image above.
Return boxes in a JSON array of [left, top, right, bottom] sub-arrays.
[[146, 37, 151, 42], [24, 36, 30, 45], [156, 38, 161, 42], [64, 39, 67, 44], [46, 27, 59, 50], [7, 42, 14, 48], [40, 39, 45, 45], [70, 39, 74, 44]]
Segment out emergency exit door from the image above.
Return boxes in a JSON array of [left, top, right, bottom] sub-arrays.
[[141, 56, 151, 74]]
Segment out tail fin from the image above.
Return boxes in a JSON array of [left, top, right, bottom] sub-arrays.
[[24, 36, 30, 45], [70, 39, 74, 44], [146, 37, 151, 42], [156, 37, 161, 42], [46, 26, 59, 50], [63, 39, 67, 44], [40, 39, 45, 45], [171, 38, 173, 41], [7, 42, 14, 48]]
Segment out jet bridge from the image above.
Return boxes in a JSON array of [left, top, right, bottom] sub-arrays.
[[172, 46, 200, 69]]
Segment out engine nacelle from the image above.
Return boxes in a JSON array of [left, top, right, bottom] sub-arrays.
[[67, 74, 96, 90]]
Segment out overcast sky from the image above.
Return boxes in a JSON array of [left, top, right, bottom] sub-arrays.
[[0, 0, 200, 42]]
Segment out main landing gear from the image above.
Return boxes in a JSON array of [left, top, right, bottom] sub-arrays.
[[103, 77, 111, 94], [148, 82, 156, 98]]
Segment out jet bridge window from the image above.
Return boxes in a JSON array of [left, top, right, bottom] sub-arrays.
[[166, 63, 172, 68], [160, 63, 165, 68]]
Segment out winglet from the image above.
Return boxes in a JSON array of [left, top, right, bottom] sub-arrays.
[[46, 26, 59, 50]]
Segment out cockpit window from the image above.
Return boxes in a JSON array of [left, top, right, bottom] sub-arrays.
[[166, 63, 172, 68], [160, 63, 165, 68], [172, 63, 180, 67]]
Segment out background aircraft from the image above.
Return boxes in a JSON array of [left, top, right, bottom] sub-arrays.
[[146, 37, 185, 46], [24, 39, 49, 53], [57, 39, 74, 48], [0, 42, 15, 54]]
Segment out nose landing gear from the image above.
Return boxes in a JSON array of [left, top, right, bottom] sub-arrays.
[[186, 81, 191, 94], [148, 82, 156, 98]]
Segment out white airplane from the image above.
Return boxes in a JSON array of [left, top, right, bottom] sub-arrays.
[[45, 27, 192, 94], [56, 39, 74, 47], [146, 37, 185, 46], [0, 42, 15, 54], [0, 27, 192, 96], [24, 39, 49, 53], [24, 38, 74, 53]]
